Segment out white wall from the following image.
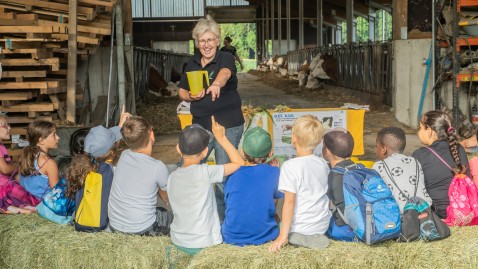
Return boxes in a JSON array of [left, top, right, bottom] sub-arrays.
[[271, 39, 297, 55], [393, 39, 434, 128], [152, 41, 190, 54]]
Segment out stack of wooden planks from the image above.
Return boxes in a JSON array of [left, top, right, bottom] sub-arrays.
[[0, 0, 114, 147]]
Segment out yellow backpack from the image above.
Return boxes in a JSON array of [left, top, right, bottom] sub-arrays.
[[75, 171, 107, 231]]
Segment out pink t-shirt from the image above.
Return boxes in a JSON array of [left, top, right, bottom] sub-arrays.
[[0, 144, 12, 186]]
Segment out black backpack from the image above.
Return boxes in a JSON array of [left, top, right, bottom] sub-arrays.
[[382, 161, 450, 242]]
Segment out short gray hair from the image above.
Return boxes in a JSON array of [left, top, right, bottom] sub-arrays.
[[192, 15, 221, 47]]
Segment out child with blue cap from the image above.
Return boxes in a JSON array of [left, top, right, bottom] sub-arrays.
[[65, 108, 131, 231]]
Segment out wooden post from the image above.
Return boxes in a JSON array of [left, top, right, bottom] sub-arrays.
[[346, 0, 353, 43], [299, 0, 304, 49], [393, 0, 407, 40], [286, 0, 290, 52], [271, 0, 274, 56], [115, 0, 126, 114], [66, 0, 77, 123], [317, 0, 323, 46]]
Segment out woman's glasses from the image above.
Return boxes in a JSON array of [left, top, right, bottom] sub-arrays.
[[198, 38, 216, 46]]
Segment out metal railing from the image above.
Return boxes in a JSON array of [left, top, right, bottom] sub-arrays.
[[287, 42, 393, 106], [133, 47, 191, 98]]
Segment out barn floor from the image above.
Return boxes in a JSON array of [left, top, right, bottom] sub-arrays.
[[149, 71, 423, 165]]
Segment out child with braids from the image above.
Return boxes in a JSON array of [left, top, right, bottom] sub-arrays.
[[412, 111, 470, 219], [19, 121, 60, 200]]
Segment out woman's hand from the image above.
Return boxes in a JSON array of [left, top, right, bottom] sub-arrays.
[[206, 83, 221, 101], [189, 89, 206, 101]]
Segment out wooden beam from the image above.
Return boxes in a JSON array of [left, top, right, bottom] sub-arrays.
[[10, 128, 27, 135], [0, 80, 64, 90], [37, 19, 111, 35], [0, 0, 95, 15], [393, 0, 407, 40], [0, 18, 37, 26], [0, 102, 54, 112], [0, 26, 68, 34], [0, 58, 60, 71], [51, 34, 99, 45], [79, 0, 115, 7], [1, 70, 47, 78], [6, 116, 52, 124], [67, 0, 78, 123], [0, 91, 36, 100]]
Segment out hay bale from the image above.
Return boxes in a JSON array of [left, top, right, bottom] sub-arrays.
[[2, 215, 478, 269], [190, 228, 478, 269], [0, 214, 192, 269]]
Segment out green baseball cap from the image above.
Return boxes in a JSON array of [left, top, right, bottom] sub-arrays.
[[242, 127, 272, 158]]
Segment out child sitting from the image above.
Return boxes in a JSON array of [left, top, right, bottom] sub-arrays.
[[56, 128, 90, 179], [66, 111, 129, 231], [269, 115, 331, 252], [168, 116, 244, 255], [412, 111, 469, 219], [221, 127, 283, 246], [19, 121, 60, 200], [373, 127, 431, 213], [0, 115, 39, 214], [108, 116, 173, 235], [321, 128, 356, 241]]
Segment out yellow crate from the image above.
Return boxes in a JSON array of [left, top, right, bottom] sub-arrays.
[[350, 157, 375, 169], [178, 114, 192, 129]]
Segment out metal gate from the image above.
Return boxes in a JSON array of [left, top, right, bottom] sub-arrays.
[[133, 47, 191, 98], [287, 42, 393, 106]]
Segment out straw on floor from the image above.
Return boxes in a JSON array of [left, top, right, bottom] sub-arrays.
[[1, 214, 478, 269]]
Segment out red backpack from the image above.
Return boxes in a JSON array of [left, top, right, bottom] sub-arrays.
[[428, 148, 478, 226]]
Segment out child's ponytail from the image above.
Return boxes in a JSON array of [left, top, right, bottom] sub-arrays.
[[65, 153, 98, 199], [19, 145, 41, 176]]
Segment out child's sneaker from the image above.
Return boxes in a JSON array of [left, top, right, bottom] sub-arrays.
[[289, 232, 329, 249]]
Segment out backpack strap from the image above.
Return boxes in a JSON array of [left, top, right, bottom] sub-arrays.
[[426, 147, 453, 171], [331, 163, 363, 174]]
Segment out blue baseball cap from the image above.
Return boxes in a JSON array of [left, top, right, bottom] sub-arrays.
[[84, 126, 122, 157]]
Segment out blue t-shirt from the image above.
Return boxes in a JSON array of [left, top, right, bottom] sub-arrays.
[[222, 164, 283, 246]]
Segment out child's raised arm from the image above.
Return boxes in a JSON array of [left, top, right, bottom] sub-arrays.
[[118, 105, 132, 128], [211, 116, 244, 176]]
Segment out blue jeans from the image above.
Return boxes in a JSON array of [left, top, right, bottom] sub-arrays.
[[204, 124, 244, 223]]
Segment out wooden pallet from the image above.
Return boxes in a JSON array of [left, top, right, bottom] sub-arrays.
[[0, 1, 113, 145]]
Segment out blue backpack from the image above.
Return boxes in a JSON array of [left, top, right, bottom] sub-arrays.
[[332, 164, 401, 245]]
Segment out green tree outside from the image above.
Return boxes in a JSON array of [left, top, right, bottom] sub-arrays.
[[341, 9, 392, 43]]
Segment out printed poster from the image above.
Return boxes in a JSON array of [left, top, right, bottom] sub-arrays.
[[272, 110, 347, 160]]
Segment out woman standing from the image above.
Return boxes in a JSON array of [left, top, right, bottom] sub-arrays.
[[178, 15, 244, 222]]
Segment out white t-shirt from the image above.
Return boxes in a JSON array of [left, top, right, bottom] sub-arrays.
[[167, 164, 224, 248], [108, 150, 169, 233], [279, 154, 331, 235]]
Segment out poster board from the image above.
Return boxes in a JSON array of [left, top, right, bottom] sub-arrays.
[[178, 108, 365, 161], [269, 108, 365, 160]]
